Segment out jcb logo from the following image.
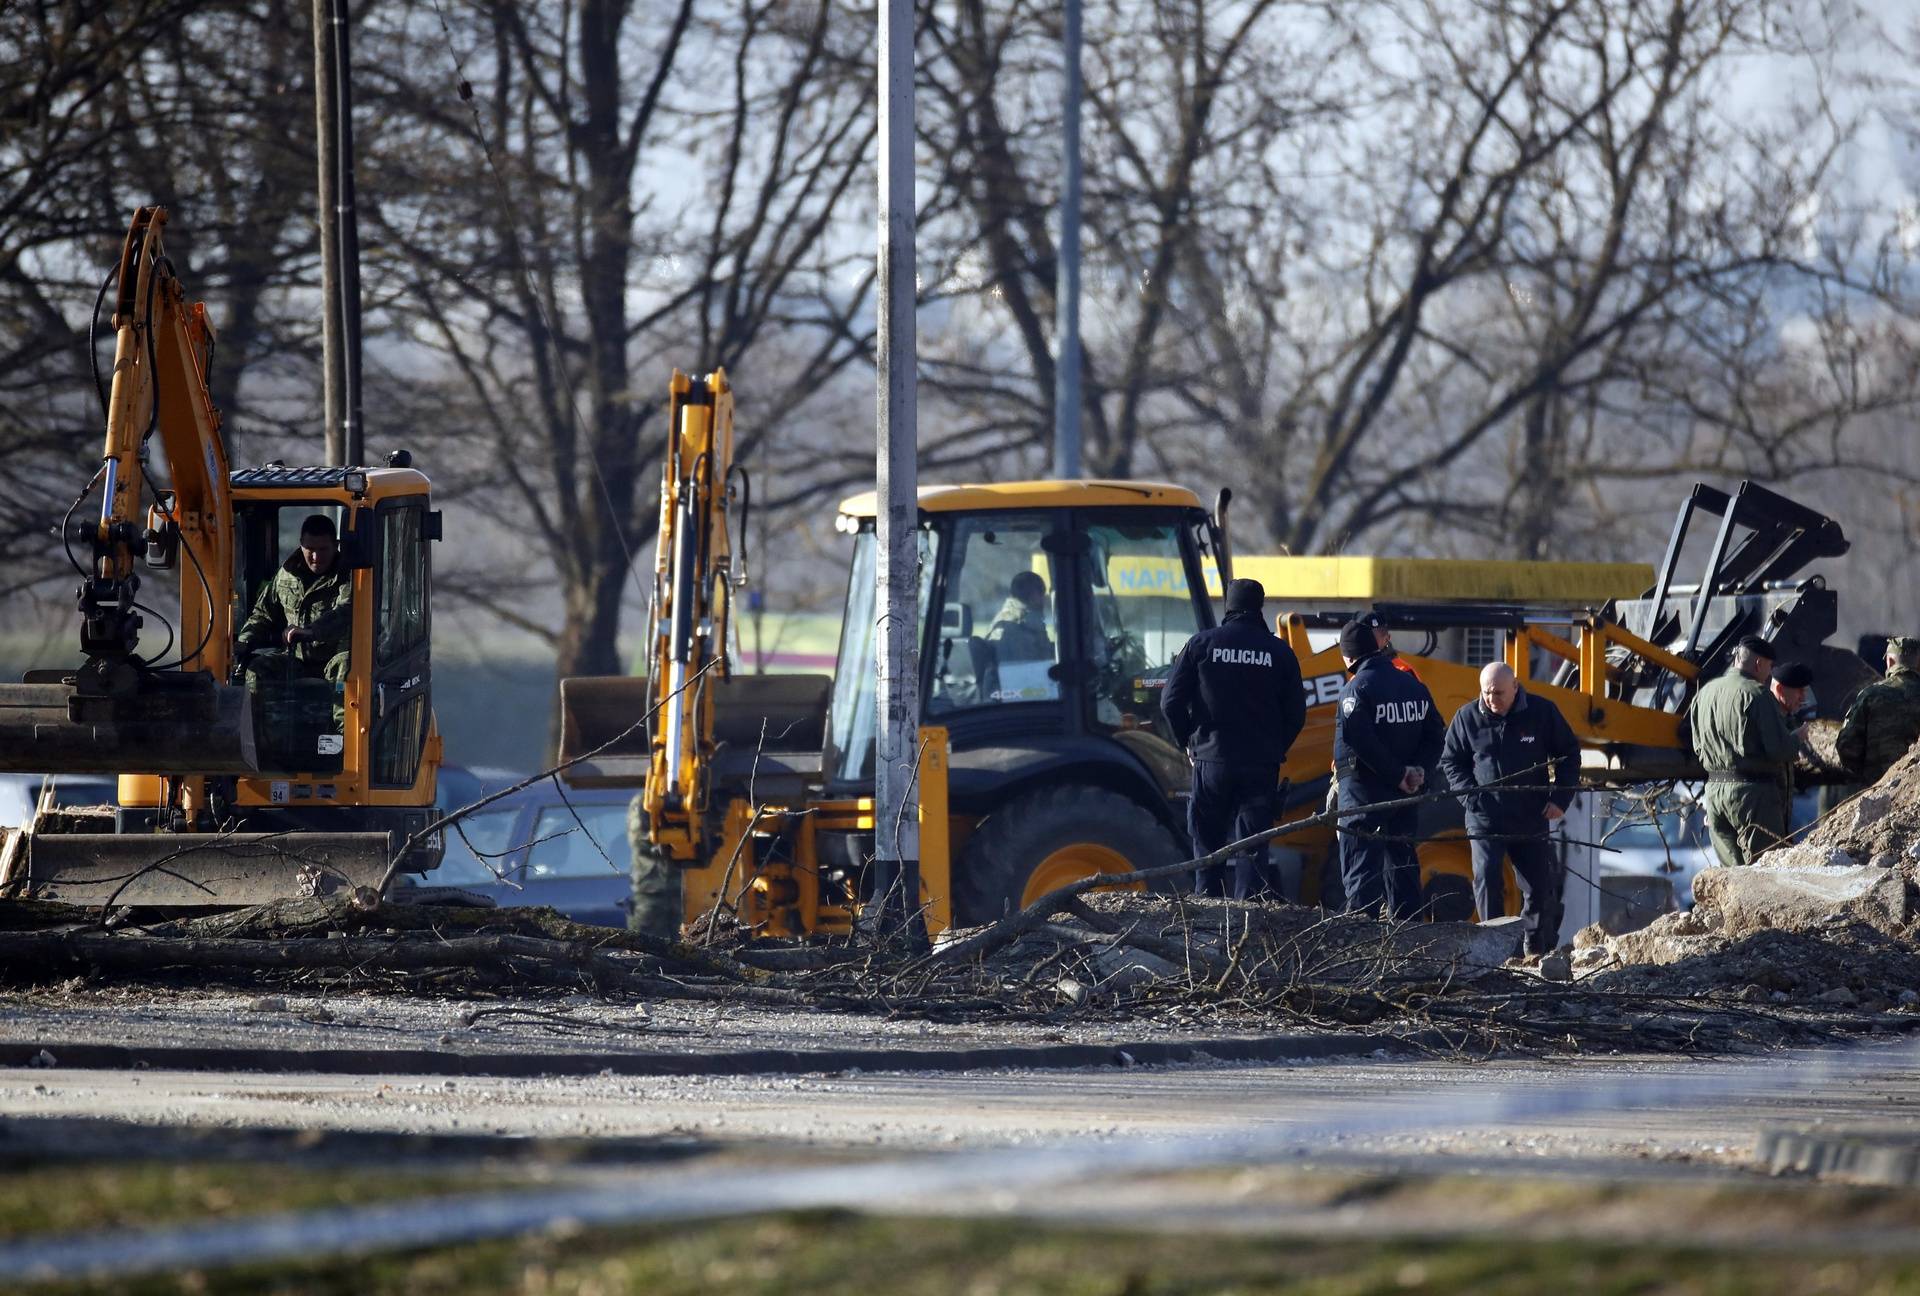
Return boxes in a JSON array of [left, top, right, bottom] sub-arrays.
[[1302, 672, 1345, 707]]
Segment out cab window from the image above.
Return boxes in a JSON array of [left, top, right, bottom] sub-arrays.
[[1078, 520, 1207, 739], [929, 513, 1063, 714]]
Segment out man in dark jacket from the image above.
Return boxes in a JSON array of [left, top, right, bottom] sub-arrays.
[[1161, 578, 1306, 898], [1334, 620, 1443, 918], [1440, 661, 1580, 954]]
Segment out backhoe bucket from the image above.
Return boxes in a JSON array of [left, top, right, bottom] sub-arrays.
[[0, 673, 257, 776], [0, 830, 394, 907]]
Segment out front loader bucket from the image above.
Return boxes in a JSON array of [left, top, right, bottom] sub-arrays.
[[0, 830, 394, 907], [0, 673, 256, 776]]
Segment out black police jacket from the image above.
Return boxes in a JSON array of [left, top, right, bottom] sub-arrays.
[[1439, 687, 1580, 834], [1333, 654, 1443, 805], [1160, 609, 1306, 766]]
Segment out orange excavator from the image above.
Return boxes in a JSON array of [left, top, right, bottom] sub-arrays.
[[0, 207, 445, 906]]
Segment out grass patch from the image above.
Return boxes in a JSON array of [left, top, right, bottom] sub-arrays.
[[0, 1161, 481, 1242], [32, 1210, 1920, 1295]]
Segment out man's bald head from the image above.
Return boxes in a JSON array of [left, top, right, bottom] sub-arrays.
[[1480, 661, 1518, 715]]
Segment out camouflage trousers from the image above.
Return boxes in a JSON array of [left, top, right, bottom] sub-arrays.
[[243, 648, 350, 729], [1702, 782, 1788, 868], [626, 796, 683, 939]]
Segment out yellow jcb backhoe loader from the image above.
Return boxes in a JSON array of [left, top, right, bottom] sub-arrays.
[[0, 207, 444, 906], [560, 369, 1858, 939]]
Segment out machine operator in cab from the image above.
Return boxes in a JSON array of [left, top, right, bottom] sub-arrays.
[[235, 514, 352, 723], [1333, 619, 1443, 919], [1160, 578, 1306, 900]]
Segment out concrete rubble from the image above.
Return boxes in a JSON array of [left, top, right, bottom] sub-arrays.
[[1588, 738, 1920, 1003]]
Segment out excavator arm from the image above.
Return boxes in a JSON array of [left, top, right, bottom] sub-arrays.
[[0, 206, 255, 775], [645, 369, 739, 858]]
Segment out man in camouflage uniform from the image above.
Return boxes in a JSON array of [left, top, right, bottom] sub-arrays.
[[234, 514, 353, 725], [626, 797, 682, 939], [1836, 635, 1920, 787], [1689, 635, 1794, 867]]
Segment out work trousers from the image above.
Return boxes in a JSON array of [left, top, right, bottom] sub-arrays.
[[1702, 782, 1788, 868], [1188, 760, 1279, 900], [1337, 802, 1421, 920], [625, 797, 683, 939], [1469, 830, 1562, 955]]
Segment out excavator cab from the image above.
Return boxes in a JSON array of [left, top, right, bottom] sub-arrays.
[[232, 498, 354, 775]]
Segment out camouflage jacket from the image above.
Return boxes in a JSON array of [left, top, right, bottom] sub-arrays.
[[235, 554, 352, 667], [1836, 666, 1920, 786], [1689, 668, 1794, 796]]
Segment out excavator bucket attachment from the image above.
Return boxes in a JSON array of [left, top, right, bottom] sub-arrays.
[[0, 672, 256, 776], [0, 830, 394, 907]]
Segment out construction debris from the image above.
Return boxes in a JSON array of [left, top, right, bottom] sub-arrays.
[[9, 742, 1920, 1061], [1589, 739, 1920, 1005]]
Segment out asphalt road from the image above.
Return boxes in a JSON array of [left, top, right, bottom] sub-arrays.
[[5, 1042, 1918, 1168]]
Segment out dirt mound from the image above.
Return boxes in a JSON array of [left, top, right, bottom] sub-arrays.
[[1592, 923, 1920, 1007], [1800, 742, 1920, 865]]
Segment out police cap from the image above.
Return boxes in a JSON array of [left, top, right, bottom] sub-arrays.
[[1338, 620, 1377, 662], [1738, 634, 1776, 661], [1774, 661, 1814, 689], [1357, 610, 1386, 629], [1225, 578, 1266, 612]]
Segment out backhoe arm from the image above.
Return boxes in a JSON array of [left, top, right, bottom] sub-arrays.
[[0, 206, 254, 775], [645, 370, 740, 858]]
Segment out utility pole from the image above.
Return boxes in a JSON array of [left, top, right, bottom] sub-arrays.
[[313, 0, 344, 466], [1052, 0, 1083, 480], [329, 0, 365, 467], [872, 0, 921, 938]]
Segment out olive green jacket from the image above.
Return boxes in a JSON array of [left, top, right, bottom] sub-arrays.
[[1836, 665, 1920, 786], [1689, 668, 1794, 797], [235, 554, 352, 668]]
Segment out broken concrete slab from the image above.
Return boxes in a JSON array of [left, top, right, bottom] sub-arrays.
[[1088, 946, 1184, 993], [1392, 916, 1526, 980], [1692, 862, 1914, 938], [1853, 791, 1896, 836]]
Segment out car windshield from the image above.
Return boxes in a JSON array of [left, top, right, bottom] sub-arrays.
[[525, 805, 632, 879], [1602, 809, 1703, 854], [435, 807, 524, 885]]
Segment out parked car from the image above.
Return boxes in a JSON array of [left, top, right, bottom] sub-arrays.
[[0, 773, 123, 828], [421, 768, 636, 928]]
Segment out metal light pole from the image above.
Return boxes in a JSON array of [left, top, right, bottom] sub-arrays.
[[313, 0, 344, 465], [873, 0, 921, 935], [329, 0, 365, 467], [1053, 0, 1083, 480]]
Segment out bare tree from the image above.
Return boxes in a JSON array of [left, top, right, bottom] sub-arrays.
[[360, 0, 879, 723]]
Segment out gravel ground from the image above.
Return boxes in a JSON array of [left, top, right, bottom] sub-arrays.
[[4, 1042, 1917, 1163], [0, 983, 1366, 1061]]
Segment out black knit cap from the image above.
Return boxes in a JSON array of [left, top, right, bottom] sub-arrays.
[[1225, 578, 1265, 612], [1774, 660, 1814, 688], [1339, 620, 1377, 661]]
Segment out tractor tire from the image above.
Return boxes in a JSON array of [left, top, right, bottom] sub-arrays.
[[953, 785, 1184, 926]]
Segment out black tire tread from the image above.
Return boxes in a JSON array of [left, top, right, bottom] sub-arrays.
[[954, 784, 1183, 924]]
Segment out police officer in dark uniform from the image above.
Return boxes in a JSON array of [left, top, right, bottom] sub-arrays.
[[1161, 578, 1306, 898], [1333, 619, 1443, 918]]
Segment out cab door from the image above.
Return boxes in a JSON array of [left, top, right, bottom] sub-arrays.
[[1070, 510, 1215, 789], [370, 500, 433, 788]]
